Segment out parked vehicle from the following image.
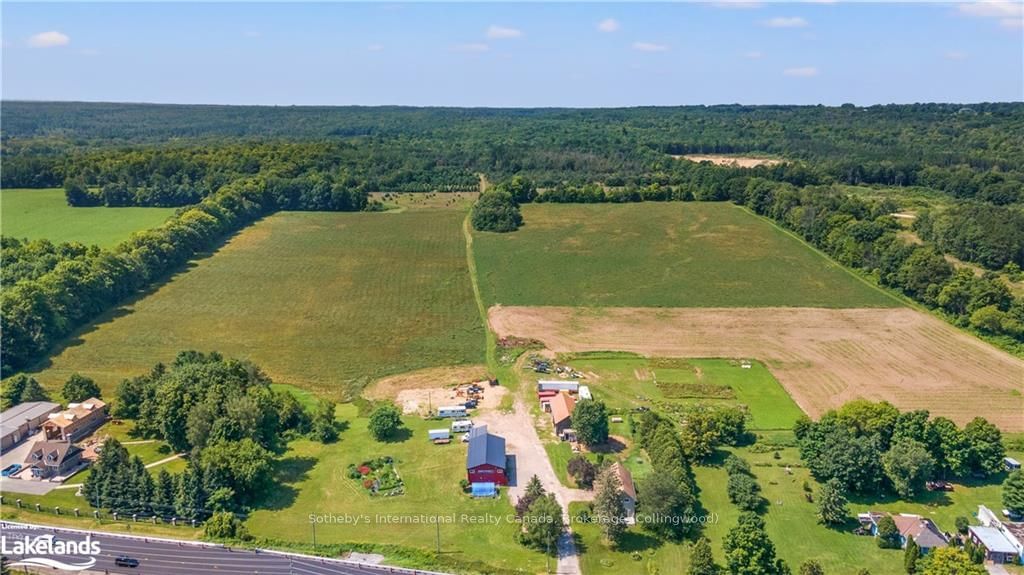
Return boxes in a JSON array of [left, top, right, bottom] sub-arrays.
[[1, 464, 21, 477]]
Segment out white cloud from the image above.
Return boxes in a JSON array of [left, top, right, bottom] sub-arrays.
[[783, 66, 819, 77], [632, 41, 669, 52], [486, 25, 522, 39], [958, 1, 1024, 28], [597, 18, 620, 32], [367, 44, 384, 52], [944, 50, 968, 60], [744, 50, 764, 59], [28, 30, 70, 48], [452, 43, 490, 53], [710, 1, 763, 9], [763, 16, 810, 28]]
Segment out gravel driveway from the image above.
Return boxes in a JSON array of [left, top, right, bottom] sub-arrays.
[[477, 396, 592, 574]]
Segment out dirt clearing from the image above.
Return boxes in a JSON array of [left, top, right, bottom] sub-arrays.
[[489, 306, 1024, 431], [674, 154, 782, 168], [364, 365, 502, 415]]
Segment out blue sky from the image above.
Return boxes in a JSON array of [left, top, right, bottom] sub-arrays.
[[2, 2, 1022, 107]]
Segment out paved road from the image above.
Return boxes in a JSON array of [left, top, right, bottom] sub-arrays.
[[1, 522, 448, 575]]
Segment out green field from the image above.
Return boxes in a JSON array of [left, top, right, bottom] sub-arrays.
[[27, 209, 484, 399], [557, 353, 804, 430], [474, 203, 897, 308], [0, 188, 176, 247], [245, 403, 545, 573]]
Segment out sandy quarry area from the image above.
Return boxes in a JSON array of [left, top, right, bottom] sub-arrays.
[[674, 154, 782, 168], [489, 305, 1024, 431], [364, 364, 506, 415]]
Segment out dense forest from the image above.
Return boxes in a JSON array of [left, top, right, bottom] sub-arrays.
[[3, 101, 1023, 372]]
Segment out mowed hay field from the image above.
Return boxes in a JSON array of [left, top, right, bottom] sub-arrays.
[[1, 188, 176, 247], [490, 306, 1024, 430], [474, 203, 897, 308], [29, 210, 484, 398]]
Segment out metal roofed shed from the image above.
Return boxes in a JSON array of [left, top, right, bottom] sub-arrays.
[[969, 526, 1019, 554], [579, 385, 592, 400], [0, 401, 61, 452]]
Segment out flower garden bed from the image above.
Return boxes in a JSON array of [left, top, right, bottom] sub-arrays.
[[347, 456, 405, 496]]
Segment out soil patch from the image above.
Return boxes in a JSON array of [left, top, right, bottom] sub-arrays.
[[674, 154, 782, 168], [488, 306, 1024, 431]]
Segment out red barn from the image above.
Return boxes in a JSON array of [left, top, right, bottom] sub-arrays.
[[466, 425, 508, 486]]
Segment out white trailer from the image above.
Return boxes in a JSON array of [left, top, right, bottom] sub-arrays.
[[578, 385, 592, 400], [437, 405, 468, 418], [451, 419, 474, 433], [428, 429, 451, 441]]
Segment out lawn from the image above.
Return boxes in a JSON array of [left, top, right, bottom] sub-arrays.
[[572, 444, 1023, 575], [0, 188, 176, 248], [474, 202, 898, 308], [555, 353, 804, 430], [26, 209, 484, 399], [245, 403, 546, 573]]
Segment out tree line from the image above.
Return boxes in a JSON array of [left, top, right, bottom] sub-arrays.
[[83, 351, 337, 519], [795, 400, 1004, 498], [4, 102, 1023, 205]]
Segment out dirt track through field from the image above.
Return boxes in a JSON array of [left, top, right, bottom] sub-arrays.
[[489, 306, 1024, 430]]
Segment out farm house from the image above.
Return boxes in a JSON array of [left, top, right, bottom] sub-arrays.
[[611, 462, 637, 524], [466, 425, 508, 486], [550, 391, 576, 439]]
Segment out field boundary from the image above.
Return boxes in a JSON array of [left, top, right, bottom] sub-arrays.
[[739, 204, 1024, 358]]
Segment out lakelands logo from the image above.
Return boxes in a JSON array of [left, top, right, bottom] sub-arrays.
[[1, 534, 101, 571]]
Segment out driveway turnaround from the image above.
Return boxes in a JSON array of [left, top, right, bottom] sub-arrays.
[[0, 521, 450, 575]]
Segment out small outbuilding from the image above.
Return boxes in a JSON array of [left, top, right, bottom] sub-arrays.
[[578, 385, 592, 400], [537, 380, 579, 393], [1005, 457, 1021, 471]]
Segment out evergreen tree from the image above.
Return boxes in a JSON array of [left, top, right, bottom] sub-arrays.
[[723, 512, 788, 575], [520, 494, 565, 553], [904, 537, 920, 574], [1004, 471, 1024, 517], [816, 479, 849, 526], [689, 537, 720, 575], [876, 516, 902, 549], [593, 467, 627, 547], [155, 469, 177, 515], [516, 475, 546, 518], [176, 462, 208, 521]]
